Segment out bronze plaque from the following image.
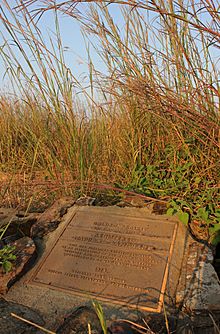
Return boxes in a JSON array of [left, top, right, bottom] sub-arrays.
[[30, 207, 179, 312]]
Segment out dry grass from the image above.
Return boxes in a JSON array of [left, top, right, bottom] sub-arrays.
[[0, 0, 219, 212]]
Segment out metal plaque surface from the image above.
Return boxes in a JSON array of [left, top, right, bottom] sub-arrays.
[[30, 207, 179, 312]]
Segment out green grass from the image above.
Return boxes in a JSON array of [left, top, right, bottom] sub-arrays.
[[0, 0, 219, 243]]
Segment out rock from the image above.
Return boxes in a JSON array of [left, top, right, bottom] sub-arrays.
[[0, 208, 17, 229], [31, 197, 75, 238], [116, 200, 133, 208], [75, 196, 96, 206], [176, 238, 220, 333], [189, 219, 209, 242], [116, 196, 151, 208], [176, 311, 220, 334], [0, 297, 45, 333], [108, 320, 155, 334], [108, 321, 137, 334], [142, 314, 177, 334], [0, 237, 36, 294], [0, 207, 40, 241], [152, 202, 167, 215], [176, 241, 220, 311], [56, 306, 103, 334]]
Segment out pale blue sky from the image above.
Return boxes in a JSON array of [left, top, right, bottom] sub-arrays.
[[0, 2, 219, 94], [0, 2, 125, 92]]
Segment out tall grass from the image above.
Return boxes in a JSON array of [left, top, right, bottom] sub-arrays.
[[0, 0, 219, 210]]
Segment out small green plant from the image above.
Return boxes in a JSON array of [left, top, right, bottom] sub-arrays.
[[0, 216, 17, 273], [0, 245, 16, 273], [167, 200, 220, 246], [92, 300, 108, 334], [167, 199, 191, 226], [195, 205, 220, 246]]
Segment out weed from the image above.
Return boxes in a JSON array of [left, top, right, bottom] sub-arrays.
[[92, 300, 108, 334], [167, 199, 220, 245], [167, 199, 190, 226], [0, 244, 16, 273]]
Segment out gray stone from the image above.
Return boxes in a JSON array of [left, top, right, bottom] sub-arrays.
[[31, 197, 75, 238], [75, 196, 96, 206], [109, 320, 148, 333], [176, 237, 220, 333], [0, 237, 36, 294], [116, 195, 153, 208], [56, 306, 102, 334], [3, 204, 220, 333], [176, 240, 220, 312], [4, 206, 185, 329], [0, 208, 39, 241], [0, 298, 44, 333], [0, 208, 17, 228]]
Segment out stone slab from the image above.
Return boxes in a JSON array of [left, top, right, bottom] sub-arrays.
[[0, 298, 45, 334], [4, 207, 187, 330], [28, 206, 183, 313]]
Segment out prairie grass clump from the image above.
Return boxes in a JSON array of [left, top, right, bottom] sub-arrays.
[[0, 0, 219, 240]]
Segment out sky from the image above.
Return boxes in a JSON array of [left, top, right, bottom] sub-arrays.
[[0, 2, 125, 93], [0, 1, 219, 95]]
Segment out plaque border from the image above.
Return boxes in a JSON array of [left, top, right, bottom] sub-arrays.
[[28, 207, 178, 313]]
